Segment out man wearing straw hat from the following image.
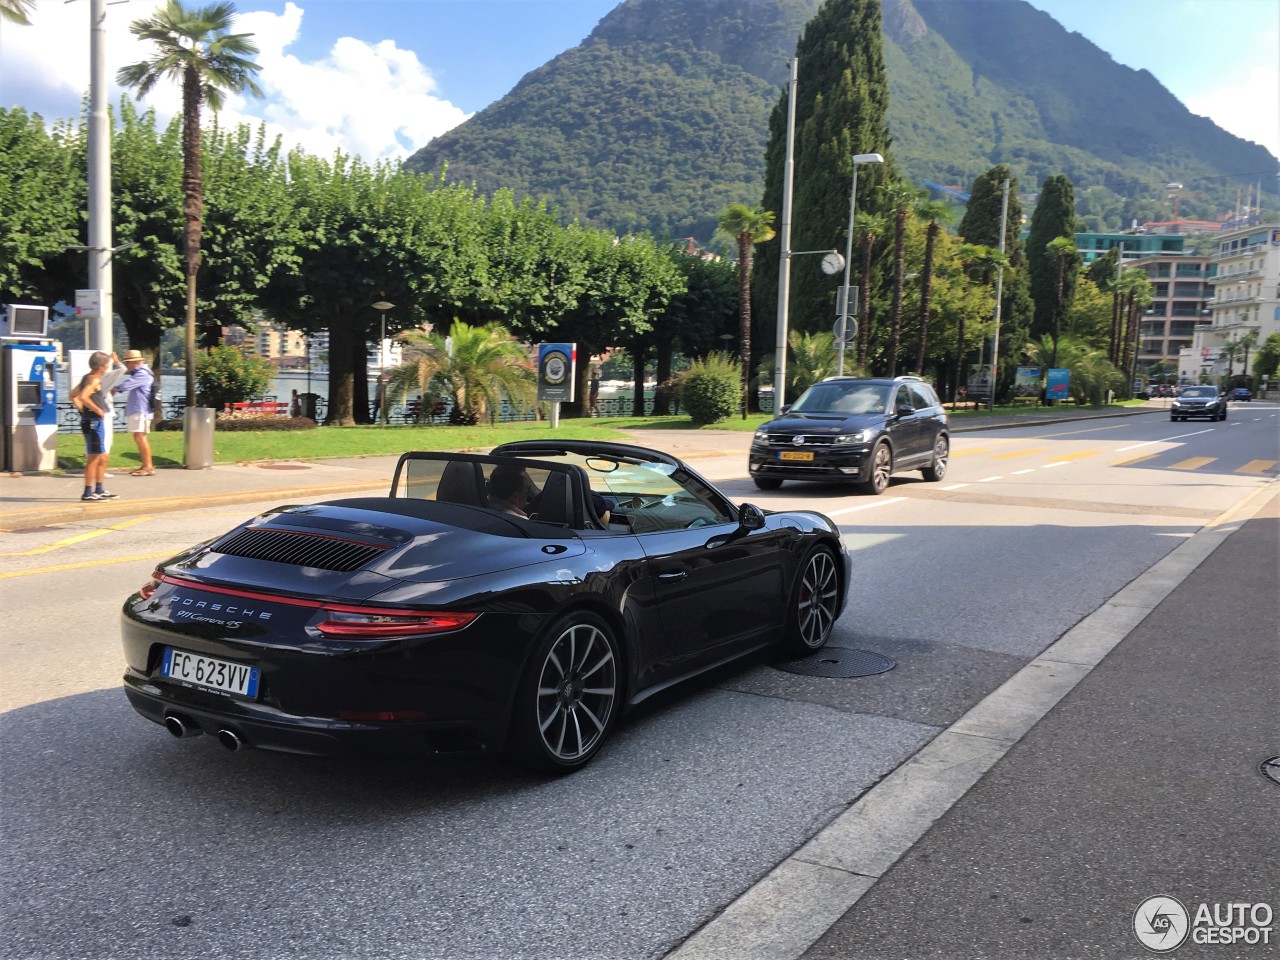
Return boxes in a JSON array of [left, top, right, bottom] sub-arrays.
[[117, 349, 156, 475]]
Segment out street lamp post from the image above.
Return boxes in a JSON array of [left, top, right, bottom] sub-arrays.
[[372, 300, 394, 423], [837, 153, 884, 376]]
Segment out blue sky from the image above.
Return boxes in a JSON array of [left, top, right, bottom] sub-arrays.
[[2, 0, 1276, 166]]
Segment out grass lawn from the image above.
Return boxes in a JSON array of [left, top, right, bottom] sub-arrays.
[[54, 414, 771, 472]]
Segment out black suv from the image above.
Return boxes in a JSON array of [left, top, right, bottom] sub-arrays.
[[750, 376, 950, 495], [1170, 385, 1227, 421]]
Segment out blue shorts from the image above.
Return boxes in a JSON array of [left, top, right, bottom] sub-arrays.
[[81, 417, 107, 456]]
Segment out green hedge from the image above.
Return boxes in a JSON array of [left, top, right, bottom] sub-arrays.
[[679, 353, 742, 425]]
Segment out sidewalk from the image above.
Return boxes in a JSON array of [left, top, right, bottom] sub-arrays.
[[798, 483, 1279, 960], [0, 405, 1162, 532]]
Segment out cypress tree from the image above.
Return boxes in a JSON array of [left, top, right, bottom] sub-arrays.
[[753, 0, 894, 372], [1026, 173, 1079, 343]]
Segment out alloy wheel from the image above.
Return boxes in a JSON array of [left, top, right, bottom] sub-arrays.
[[534, 621, 618, 764], [794, 550, 839, 650]]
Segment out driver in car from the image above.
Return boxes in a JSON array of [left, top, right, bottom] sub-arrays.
[[487, 465, 534, 518]]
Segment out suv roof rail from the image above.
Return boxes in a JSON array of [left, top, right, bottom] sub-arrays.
[[894, 375, 923, 382]]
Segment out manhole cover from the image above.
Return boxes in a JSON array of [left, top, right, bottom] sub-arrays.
[[774, 647, 896, 679], [258, 463, 310, 470], [1261, 757, 1280, 786]]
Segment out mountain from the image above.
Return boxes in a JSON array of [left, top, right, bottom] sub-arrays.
[[403, 0, 1278, 240]]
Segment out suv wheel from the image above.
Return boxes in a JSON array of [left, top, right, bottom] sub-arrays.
[[861, 443, 892, 495], [752, 476, 783, 491], [922, 435, 949, 482]]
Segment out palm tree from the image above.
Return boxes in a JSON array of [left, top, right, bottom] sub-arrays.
[[117, 1, 263, 409], [914, 199, 954, 374], [716, 204, 775, 416], [0, 0, 34, 25], [1236, 328, 1259, 382], [388, 321, 535, 426], [1046, 236, 1079, 371], [854, 210, 884, 369]]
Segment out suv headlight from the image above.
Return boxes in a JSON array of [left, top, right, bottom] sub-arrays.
[[834, 429, 872, 444], [753, 429, 769, 443], [1171, 400, 1182, 408]]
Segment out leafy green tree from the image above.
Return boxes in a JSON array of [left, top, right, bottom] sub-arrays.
[[1251, 333, 1280, 382], [388, 320, 534, 426], [716, 203, 775, 414], [195, 342, 273, 409], [118, 0, 264, 408], [1235, 328, 1259, 380], [755, 0, 893, 348], [0, 109, 82, 303], [914, 198, 953, 374]]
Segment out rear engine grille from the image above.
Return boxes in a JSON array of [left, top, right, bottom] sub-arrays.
[[212, 528, 388, 572]]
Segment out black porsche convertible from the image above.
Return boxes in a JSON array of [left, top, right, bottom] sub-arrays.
[[121, 441, 848, 772]]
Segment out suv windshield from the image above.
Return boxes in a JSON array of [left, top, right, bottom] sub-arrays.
[[790, 382, 891, 415], [1180, 386, 1216, 398]]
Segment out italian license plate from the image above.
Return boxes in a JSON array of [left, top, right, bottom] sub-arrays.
[[162, 648, 260, 699], [779, 450, 814, 462]]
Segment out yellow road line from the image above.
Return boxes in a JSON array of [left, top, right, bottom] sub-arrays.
[[0, 516, 154, 557], [1168, 457, 1216, 470], [0, 551, 171, 580], [1237, 459, 1277, 475], [1112, 454, 1159, 467], [990, 448, 1047, 460], [1043, 450, 1100, 463]]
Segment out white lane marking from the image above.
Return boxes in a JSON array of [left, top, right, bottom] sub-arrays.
[[1043, 461, 1070, 468], [826, 497, 907, 517], [938, 483, 968, 491], [978, 476, 1003, 483], [1115, 428, 1214, 452], [1012, 469, 1035, 475]]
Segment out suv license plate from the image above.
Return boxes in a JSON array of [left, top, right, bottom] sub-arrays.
[[162, 648, 260, 699], [779, 450, 814, 462]]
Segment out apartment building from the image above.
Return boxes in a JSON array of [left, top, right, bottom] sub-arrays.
[[1179, 224, 1280, 382], [1129, 252, 1213, 376]]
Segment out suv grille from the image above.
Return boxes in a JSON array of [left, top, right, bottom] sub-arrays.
[[212, 528, 388, 572], [765, 434, 837, 446]]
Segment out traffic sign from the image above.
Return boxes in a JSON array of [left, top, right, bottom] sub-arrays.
[[75, 289, 102, 317], [833, 316, 857, 343]]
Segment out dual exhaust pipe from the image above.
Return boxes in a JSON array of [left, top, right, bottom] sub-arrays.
[[163, 714, 242, 751]]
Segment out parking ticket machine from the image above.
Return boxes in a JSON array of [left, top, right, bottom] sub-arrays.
[[1, 341, 59, 472]]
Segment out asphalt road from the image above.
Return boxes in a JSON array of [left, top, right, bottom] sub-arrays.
[[1, 406, 1276, 960]]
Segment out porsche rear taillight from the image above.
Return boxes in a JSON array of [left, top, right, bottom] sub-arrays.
[[316, 607, 479, 638]]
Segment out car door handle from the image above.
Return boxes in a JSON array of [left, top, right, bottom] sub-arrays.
[[657, 570, 688, 581]]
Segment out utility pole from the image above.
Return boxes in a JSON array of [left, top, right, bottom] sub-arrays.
[[772, 58, 798, 412], [988, 178, 1009, 411], [86, 0, 114, 352]]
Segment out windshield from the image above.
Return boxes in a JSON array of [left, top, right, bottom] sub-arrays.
[[789, 382, 891, 415], [1180, 386, 1217, 398]]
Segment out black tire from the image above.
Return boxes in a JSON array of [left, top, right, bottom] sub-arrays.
[[783, 546, 840, 655], [860, 443, 892, 495], [752, 476, 783, 491], [921, 434, 949, 482], [510, 611, 620, 774]]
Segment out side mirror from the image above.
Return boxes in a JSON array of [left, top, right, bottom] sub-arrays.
[[738, 503, 766, 532], [896, 402, 914, 417], [780, 404, 792, 415]]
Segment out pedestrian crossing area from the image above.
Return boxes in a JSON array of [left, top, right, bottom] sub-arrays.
[[953, 444, 1278, 476]]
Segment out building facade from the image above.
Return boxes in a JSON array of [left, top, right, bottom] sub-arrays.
[[1179, 224, 1280, 383], [1129, 252, 1213, 378]]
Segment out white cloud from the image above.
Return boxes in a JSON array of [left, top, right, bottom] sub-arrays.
[[0, 1, 470, 162]]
